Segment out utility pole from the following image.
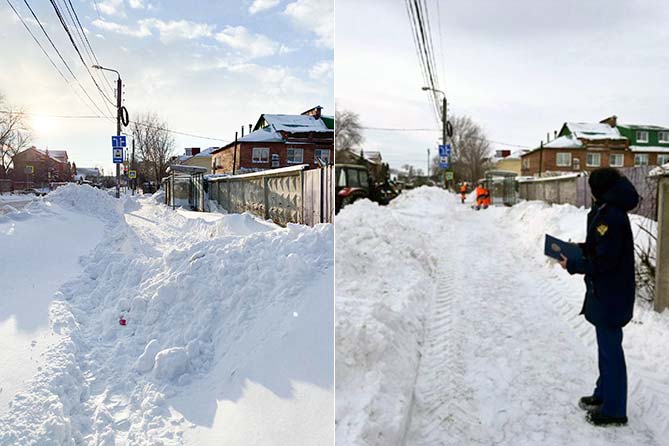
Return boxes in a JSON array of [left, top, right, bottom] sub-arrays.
[[93, 64, 124, 199], [131, 136, 135, 196], [116, 76, 121, 198], [232, 131, 238, 175], [427, 148, 430, 178]]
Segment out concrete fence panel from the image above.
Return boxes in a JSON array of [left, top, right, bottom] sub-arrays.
[[206, 165, 333, 226]]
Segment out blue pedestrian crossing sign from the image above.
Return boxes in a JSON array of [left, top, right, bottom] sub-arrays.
[[438, 144, 451, 168], [111, 135, 127, 148], [113, 148, 124, 164]]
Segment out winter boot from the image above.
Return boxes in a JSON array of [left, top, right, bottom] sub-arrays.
[[578, 396, 603, 411], [586, 409, 627, 427]]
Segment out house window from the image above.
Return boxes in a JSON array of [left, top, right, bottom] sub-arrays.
[[287, 148, 303, 164], [658, 154, 669, 166], [659, 131, 669, 143], [573, 158, 580, 170], [271, 153, 279, 168], [636, 130, 649, 144], [586, 153, 601, 167], [609, 153, 624, 167], [634, 153, 649, 166], [522, 158, 530, 169], [314, 149, 331, 164], [556, 152, 571, 167], [252, 147, 269, 163]]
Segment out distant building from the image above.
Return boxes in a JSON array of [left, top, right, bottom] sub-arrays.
[[170, 147, 216, 174], [211, 106, 333, 175], [492, 149, 528, 175], [11, 147, 72, 188], [521, 116, 669, 176]]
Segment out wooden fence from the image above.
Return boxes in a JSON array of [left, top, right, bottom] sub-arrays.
[[518, 167, 659, 220], [207, 164, 333, 226]]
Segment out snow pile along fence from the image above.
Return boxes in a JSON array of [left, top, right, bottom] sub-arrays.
[[518, 166, 659, 220], [207, 164, 333, 226]]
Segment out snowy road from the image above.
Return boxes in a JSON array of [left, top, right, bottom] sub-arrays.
[[335, 188, 669, 446]]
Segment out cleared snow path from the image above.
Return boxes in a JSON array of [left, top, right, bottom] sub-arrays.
[[335, 187, 669, 446]]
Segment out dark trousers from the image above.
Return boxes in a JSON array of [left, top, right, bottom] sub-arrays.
[[593, 325, 627, 417]]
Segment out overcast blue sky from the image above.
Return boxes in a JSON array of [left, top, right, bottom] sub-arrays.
[[1, 0, 333, 174], [336, 0, 669, 170]]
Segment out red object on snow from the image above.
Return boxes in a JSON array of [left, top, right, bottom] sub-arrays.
[[119, 318, 127, 326]]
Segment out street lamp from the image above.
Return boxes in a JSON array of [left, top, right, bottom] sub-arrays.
[[422, 86, 451, 187], [93, 64, 123, 198]]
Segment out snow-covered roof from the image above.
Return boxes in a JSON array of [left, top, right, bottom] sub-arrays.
[[619, 123, 669, 131], [239, 126, 284, 143], [565, 122, 625, 140], [76, 167, 101, 177], [35, 148, 67, 164], [544, 135, 584, 149], [629, 145, 669, 153], [208, 164, 309, 182], [193, 147, 216, 157], [261, 114, 330, 133]]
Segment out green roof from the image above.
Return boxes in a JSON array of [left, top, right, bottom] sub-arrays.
[[618, 123, 669, 131], [321, 115, 334, 130]]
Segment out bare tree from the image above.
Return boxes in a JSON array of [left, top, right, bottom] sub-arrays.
[[431, 115, 492, 183], [131, 112, 175, 185], [335, 109, 364, 163], [0, 93, 32, 177]]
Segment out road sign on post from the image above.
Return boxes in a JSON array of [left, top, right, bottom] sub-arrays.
[[446, 171, 454, 181], [113, 148, 124, 164], [111, 135, 127, 148], [128, 170, 137, 179], [24, 165, 34, 174], [438, 144, 452, 169]]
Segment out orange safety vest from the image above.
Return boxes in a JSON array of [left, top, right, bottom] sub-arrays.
[[460, 184, 467, 194], [476, 186, 489, 205]]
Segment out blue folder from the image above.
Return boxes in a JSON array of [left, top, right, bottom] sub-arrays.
[[544, 234, 582, 261]]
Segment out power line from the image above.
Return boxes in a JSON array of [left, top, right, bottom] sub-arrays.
[[0, 110, 231, 143], [62, 0, 115, 95], [9, 0, 110, 118], [48, 0, 116, 110]]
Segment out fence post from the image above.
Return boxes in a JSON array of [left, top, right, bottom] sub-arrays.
[[655, 175, 669, 313], [263, 176, 270, 220]]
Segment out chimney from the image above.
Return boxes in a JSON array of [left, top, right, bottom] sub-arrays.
[[554, 130, 557, 139], [314, 105, 322, 120], [191, 147, 200, 156], [599, 115, 618, 128], [241, 125, 244, 137], [249, 124, 252, 134]]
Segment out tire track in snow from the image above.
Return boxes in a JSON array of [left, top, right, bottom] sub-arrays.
[[400, 199, 663, 446]]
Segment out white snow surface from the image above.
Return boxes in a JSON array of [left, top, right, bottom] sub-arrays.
[[0, 184, 333, 445], [566, 122, 625, 140], [335, 187, 669, 446]]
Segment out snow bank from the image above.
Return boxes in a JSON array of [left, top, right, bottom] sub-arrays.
[[336, 191, 440, 445], [0, 193, 334, 445]]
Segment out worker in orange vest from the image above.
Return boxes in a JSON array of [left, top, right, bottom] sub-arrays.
[[475, 182, 490, 210], [459, 182, 467, 203]]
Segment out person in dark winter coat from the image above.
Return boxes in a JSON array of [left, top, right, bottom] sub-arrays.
[[558, 167, 639, 426]]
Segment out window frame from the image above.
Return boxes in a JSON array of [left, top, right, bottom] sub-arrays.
[[609, 153, 624, 168], [636, 130, 649, 144], [586, 152, 601, 167], [556, 152, 572, 167], [314, 149, 331, 164], [634, 153, 649, 166], [657, 154, 669, 166], [659, 131, 669, 144], [251, 147, 270, 163], [286, 147, 304, 164]]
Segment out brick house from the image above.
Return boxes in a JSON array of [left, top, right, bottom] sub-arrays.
[[211, 106, 333, 175], [11, 146, 72, 188], [520, 116, 669, 176]]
